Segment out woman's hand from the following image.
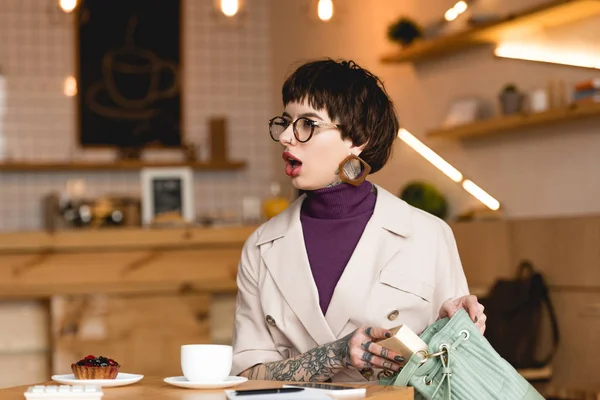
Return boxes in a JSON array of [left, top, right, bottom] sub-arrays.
[[340, 326, 405, 372], [438, 295, 487, 334]]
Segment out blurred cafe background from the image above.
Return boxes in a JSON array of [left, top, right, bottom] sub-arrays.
[[0, 0, 599, 398]]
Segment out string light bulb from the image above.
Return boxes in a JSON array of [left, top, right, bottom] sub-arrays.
[[59, 0, 77, 13], [318, 0, 334, 21], [220, 0, 239, 17], [397, 128, 501, 211]]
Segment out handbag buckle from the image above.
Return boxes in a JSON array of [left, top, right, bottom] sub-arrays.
[[416, 348, 448, 365]]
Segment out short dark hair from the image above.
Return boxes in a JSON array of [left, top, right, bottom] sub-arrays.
[[282, 59, 399, 174]]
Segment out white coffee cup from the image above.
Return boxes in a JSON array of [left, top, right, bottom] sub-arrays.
[[181, 344, 232, 382]]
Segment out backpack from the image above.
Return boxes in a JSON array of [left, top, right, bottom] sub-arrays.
[[479, 260, 559, 369]]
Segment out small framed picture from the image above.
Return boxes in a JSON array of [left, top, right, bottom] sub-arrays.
[[140, 167, 194, 226], [442, 97, 484, 128]]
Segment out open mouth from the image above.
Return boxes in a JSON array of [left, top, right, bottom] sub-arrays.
[[283, 152, 303, 177]]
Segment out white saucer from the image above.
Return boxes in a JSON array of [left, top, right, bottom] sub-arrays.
[[164, 376, 248, 389], [51, 372, 144, 387]]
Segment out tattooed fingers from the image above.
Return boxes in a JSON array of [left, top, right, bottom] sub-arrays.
[[363, 326, 392, 340], [361, 341, 404, 364], [359, 352, 402, 371], [346, 326, 405, 372], [361, 352, 374, 363]]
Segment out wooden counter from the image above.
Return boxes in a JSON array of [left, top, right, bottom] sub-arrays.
[[0, 226, 256, 385], [0, 225, 256, 298], [0, 377, 414, 399]]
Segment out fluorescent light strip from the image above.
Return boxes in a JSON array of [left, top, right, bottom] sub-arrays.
[[495, 43, 600, 70], [397, 129, 501, 211], [462, 180, 501, 211], [398, 129, 463, 182]]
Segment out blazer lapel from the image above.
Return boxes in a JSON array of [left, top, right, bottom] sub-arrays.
[[325, 186, 413, 338], [259, 197, 337, 347]]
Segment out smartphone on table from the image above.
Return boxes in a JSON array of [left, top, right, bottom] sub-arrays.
[[284, 383, 366, 398]]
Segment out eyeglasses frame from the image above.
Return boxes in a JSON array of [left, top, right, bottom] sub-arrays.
[[268, 116, 341, 143]]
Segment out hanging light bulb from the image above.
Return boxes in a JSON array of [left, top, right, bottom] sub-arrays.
[[318, 0, 334, 22], [63, 76, 77, 97], [444, 8, 459, 21], [59, 0, 77, 13], [444, 0, 469, 22], [221, 0, 239, 17], [454, 1, 468, 14]]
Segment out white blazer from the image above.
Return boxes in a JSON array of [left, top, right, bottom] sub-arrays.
[[231, 184, 469, 382]]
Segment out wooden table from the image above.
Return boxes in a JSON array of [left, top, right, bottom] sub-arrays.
[[0, 376, 413, 399]]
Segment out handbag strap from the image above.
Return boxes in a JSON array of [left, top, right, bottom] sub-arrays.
[[535, 271, 560, 367], [519, 260, 560, 367], [393, 353, 422, 386]]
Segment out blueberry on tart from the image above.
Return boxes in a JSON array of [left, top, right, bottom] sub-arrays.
[[71, 355, 120, 379]]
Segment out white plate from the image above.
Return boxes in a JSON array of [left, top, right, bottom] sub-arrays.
[[51, 372, 144, 387], [164, 376, 248, 389]]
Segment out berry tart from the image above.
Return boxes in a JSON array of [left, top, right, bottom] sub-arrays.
[[71, 355, 120, 379]]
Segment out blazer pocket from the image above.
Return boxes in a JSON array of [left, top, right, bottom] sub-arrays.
[[379, 269, 434, 303]]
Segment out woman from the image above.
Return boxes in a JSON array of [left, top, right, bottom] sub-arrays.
[[231, 59, 486, 383]]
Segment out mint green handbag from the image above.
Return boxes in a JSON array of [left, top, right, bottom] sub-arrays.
[[380, 309, 544, 400]]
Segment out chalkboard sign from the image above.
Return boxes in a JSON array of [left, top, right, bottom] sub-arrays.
[[77, 0, 182, 148], [152, 178, 184, 216], [141, 167, 194, 225]]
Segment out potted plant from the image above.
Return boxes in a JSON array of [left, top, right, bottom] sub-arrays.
[[399, 181, 448, 220], [499, 83, 524, 115], [387, 17, 423, 47]]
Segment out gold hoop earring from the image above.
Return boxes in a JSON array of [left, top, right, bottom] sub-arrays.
[[338, 154, 371, 186]]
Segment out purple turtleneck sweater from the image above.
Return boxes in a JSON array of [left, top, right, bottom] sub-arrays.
[[300, 180, 377, 315]]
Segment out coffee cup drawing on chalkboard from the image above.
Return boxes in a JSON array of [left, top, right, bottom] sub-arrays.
[[85, 15, 180, 121]]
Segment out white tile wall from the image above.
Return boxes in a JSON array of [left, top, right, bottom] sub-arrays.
[[0, 0, 275, 231]]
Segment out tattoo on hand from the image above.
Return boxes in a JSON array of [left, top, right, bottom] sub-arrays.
[[380, 347, 389, 359], [361, 352, 373, 363], [361, 341, 372, 351], [383, 361, 392, 370], [246, 332, 354, 382], [365, 327, 373, 336]]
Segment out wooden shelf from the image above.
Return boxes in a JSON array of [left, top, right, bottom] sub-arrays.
[[427, 101, 600, 140], [0, 160, 246, 172], [382, 0, 600, 64]]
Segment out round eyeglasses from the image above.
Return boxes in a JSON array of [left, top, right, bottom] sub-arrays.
[[269, 116, 341, 143]]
